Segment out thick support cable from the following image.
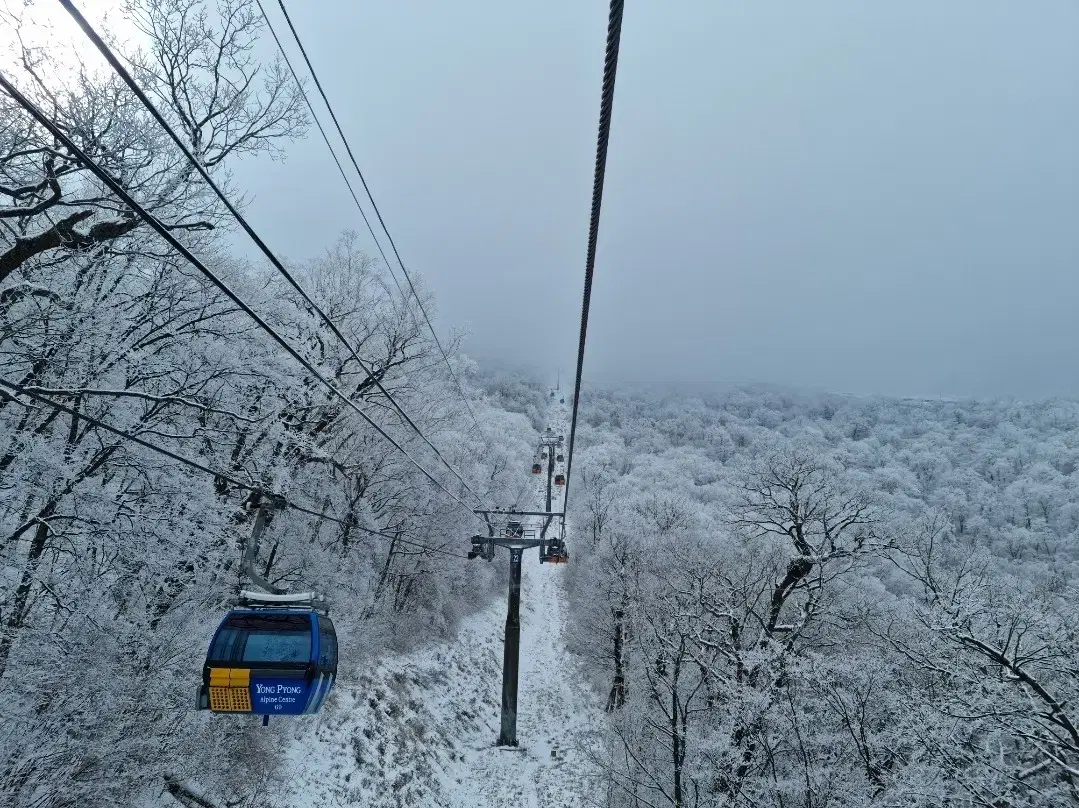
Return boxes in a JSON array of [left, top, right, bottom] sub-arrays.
[[0, 70, 483, 523], [57, 0, 485, 506], [563, 0, 625, 516], [0, 379, 470, 559], [267, 0, 485, 438]]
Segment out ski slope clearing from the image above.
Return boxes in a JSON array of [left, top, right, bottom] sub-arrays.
[[282, 564, 601, 807], [446, 563, 599, 808], [282, 400, 598, 806]]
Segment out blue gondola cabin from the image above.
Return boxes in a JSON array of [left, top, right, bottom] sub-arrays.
[[198, 608, 337, 716]]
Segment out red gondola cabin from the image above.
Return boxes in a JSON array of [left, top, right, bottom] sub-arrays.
[[542, 538, 569, 564]]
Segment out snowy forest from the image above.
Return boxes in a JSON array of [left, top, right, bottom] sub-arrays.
[[3, 1, 1078, 807], [566, 386, 1079, 807], [0, 2, 529, 803]]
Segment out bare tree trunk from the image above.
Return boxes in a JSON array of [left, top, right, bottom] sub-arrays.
[[607, 606, 626, 711], [372, 532, 401, 604], [671, 652, 684, 808], [164, 776, 226, 808], [0, 508, 51, 680], [0, 213, 141, 284]]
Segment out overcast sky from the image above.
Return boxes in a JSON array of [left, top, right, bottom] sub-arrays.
[[220, 1, 1078, 399]]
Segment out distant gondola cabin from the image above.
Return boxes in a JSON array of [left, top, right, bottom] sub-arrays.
[[554, 474, 565, 486], [542, 539, 569, 564], [531, 463, 542, 474]]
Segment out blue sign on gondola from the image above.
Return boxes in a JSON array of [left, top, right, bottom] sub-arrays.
[[252, 678, 310, 714]]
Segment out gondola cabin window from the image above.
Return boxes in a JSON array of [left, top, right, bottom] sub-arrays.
[[318, 616, 338, 670], [209, 613, 312, 664]]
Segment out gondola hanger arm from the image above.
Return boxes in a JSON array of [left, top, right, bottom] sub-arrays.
[[242, 499, 287, 595]]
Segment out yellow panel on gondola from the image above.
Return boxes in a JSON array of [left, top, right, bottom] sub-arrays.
[[209, 686, 251, 711], [208, 668, 252, 712], [209, 667, 250, 686]]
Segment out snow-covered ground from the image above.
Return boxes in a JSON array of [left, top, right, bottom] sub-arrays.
[[281, 564, 601, 807], [445, 563, 602, 808], [282, 402, 602, 807]]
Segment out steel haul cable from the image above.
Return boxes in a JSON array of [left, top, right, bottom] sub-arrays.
[[563, 0, 625, 517], [0, 68, 484, 524], [260, 0, 486, 439], [56, 0, 485, 506], [0, 379, 470, 559]]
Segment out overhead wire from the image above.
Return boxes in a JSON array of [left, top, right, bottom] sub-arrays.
[[259, 0, 486, 439], [0, 379, 470, 560], [0, 68, 484, 524], [247, 0, 409, 306], [562, 0, 625, 516], [289, 502, 469, 559], [56, 0, 485, 507]]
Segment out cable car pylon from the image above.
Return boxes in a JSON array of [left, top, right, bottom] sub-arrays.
[[467, 423, 570, 746], [468, 506, 560, 747]]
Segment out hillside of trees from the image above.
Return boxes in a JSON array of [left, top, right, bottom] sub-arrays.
[[0, 2, 533, 803], [566, 384, 1079, 807]]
